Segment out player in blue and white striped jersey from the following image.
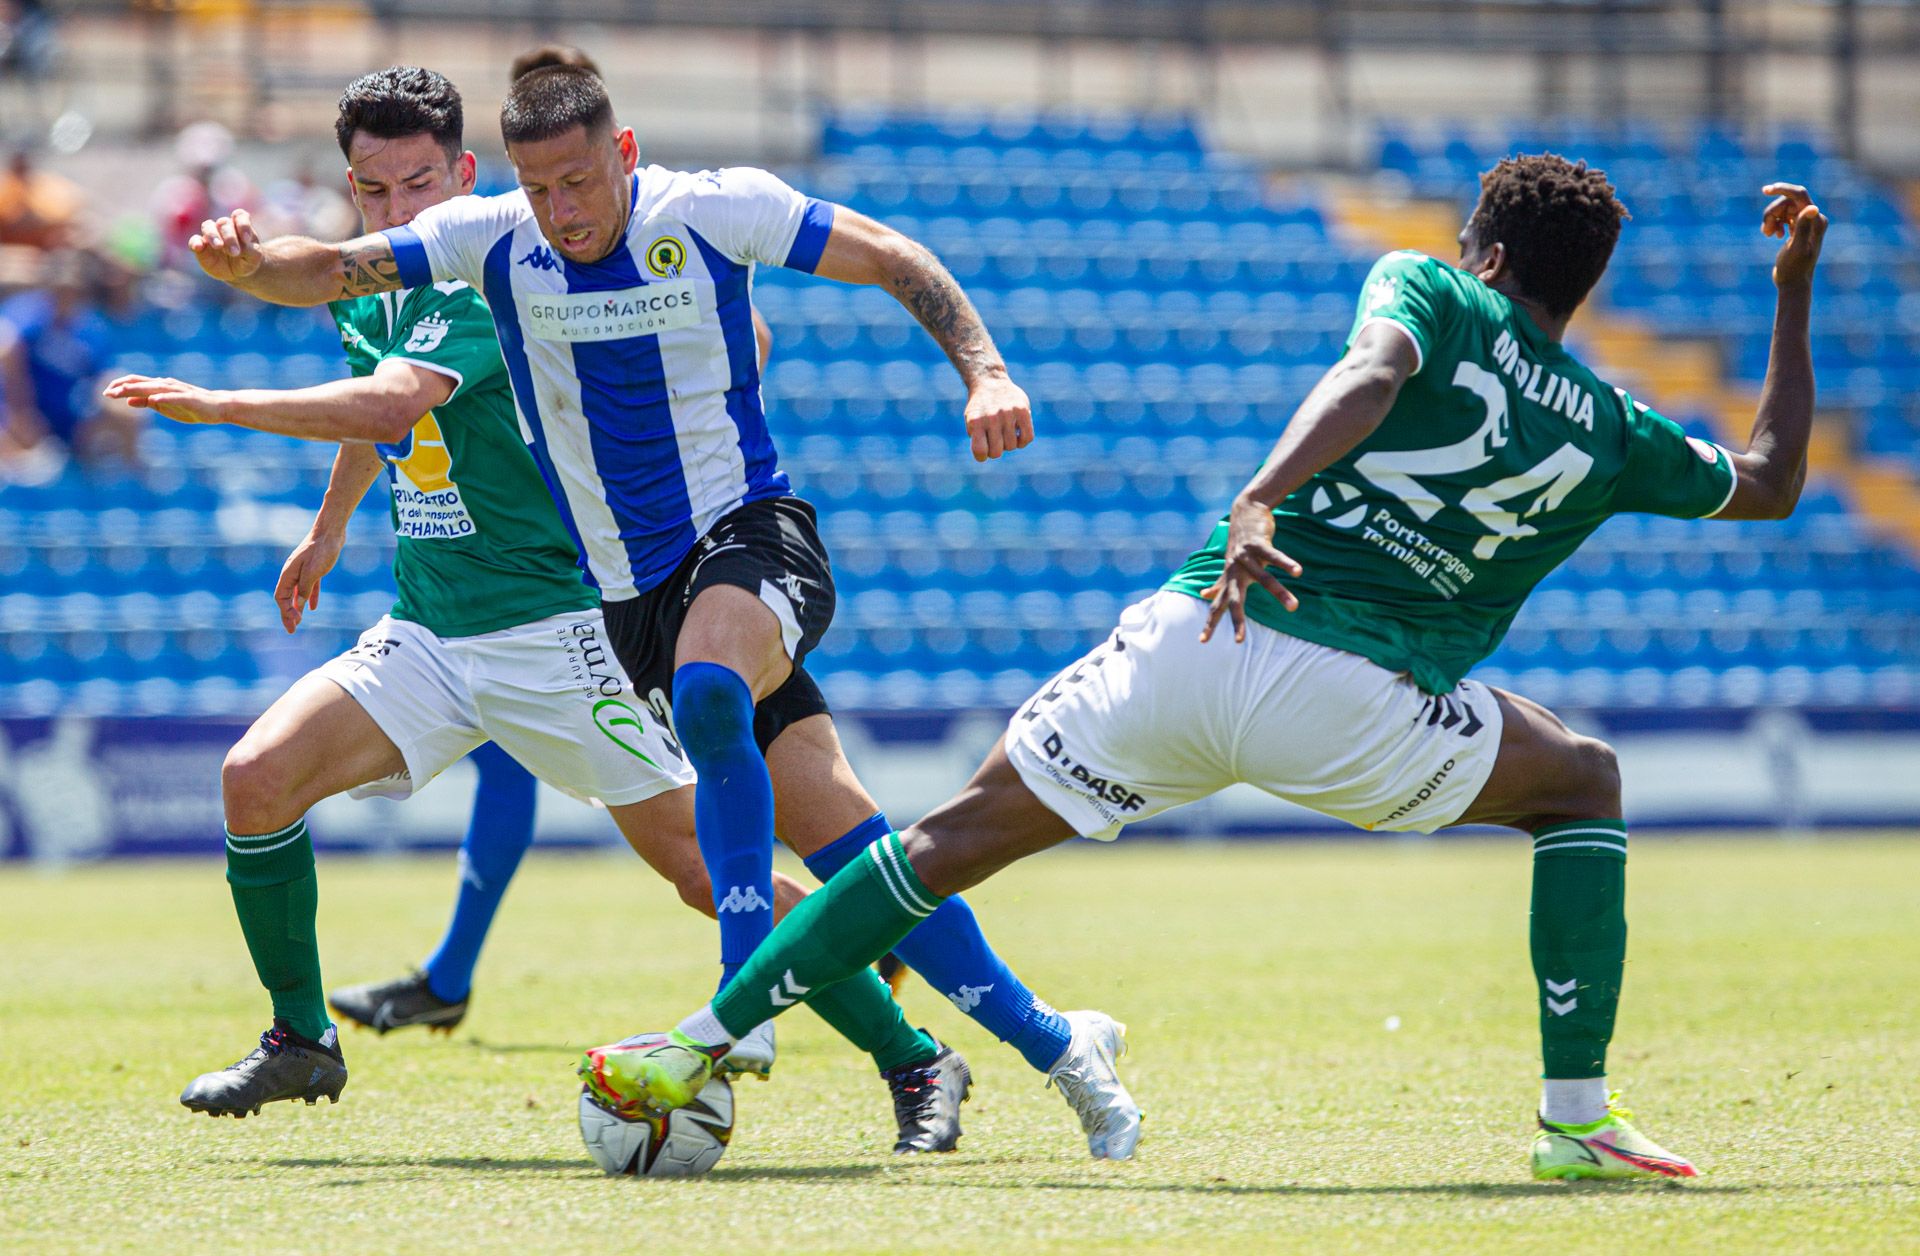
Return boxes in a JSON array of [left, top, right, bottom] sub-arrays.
[[189, 66, 1139, 1156]]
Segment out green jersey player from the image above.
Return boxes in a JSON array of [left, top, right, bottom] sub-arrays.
[[583, 158, 1829, 1182]]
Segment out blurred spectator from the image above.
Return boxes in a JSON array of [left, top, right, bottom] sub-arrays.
[[0, 249, 143, 481], [0, 0, 54, 83], [0, 149, 81, 249], [150, 122, 255, 270], [255, 166, 357, 245]]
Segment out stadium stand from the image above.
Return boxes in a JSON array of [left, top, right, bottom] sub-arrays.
[[1, 109, 1916, 718]]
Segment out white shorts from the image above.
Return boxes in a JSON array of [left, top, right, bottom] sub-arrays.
[[316, 610, 695, 808], [1005, 591, 1504, 839]]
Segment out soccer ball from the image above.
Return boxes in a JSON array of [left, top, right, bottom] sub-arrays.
[[578, 1075, 734, 1178]]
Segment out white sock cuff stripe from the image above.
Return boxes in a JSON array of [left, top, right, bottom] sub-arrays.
[[1532, 826, 1629, 843], [226, 823, 309, 856], [867, 839, 935, 918], [877, 834, 938, 914], [225, 819, 308, 844]]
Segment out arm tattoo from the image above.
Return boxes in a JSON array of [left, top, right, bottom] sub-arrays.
[[340, 238, 403, 297], [889, 245, 1002, 385]]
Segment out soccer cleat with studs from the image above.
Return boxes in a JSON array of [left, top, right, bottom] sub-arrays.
[[179, 1019, 348, 1118], [882, 1039, 972, 1154], [578, 1030, 726, 1118], [1046, 1009, 1143, 1159], [326, 969, 468, 1035], [1531, 1096, 1699, 1181], [714, 1021, 776, 1081]]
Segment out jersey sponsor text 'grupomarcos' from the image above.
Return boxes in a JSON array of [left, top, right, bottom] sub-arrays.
[[382, 166, 836, 601]]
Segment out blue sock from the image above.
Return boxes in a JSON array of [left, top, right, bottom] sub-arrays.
[[673, 662, 775, 991], [421, 742, 538, 1003], [805, 813, 1073, 1074]]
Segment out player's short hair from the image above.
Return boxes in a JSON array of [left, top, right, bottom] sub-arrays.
[[1467, 153, 1629, 319], [334, 66, 464, 165], [500, 65, 614, 146], [509, 43, 601, 84]]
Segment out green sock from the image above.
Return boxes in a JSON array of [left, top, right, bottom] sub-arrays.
[[1530, 819, 1628, 1079], [804, 971, 938, 1073], [712, 832, 941, 1045], [225, 820, 329, 1041]]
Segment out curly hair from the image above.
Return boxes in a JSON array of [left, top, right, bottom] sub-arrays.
[[1467, 153, 1630, 318], [334, 66, 463, 164]]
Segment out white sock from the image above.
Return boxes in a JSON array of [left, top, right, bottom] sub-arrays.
[[675, 1004, 733, 1049], [1541, 1077, 1609, 1126]]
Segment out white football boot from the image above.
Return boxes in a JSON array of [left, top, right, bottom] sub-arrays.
[[1046, 1010, 1143, 1159], [715, 1020, 775, 1080]]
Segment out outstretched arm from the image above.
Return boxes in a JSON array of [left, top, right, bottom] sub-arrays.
[[1714, 183, 1828, 521], [190, 208, 403, 306], [812, 208, 1032, 461], [275, 443, 385, 633], [1199, 322, 1418, 643], [104, 358, 454, 444]]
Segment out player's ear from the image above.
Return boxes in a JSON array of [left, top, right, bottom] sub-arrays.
[[1477, 241, 1507, 285], [616, 127, 640, 175], [454, 150, 477, 193]]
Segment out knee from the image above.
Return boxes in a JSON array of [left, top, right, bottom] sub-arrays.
[[1565, 735, 1622, 816], [672, 863, 717, 919], [221, 740, 294, 832], [672, 663, 754, 758]]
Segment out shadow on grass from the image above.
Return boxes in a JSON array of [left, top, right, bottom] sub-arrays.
[[458, 1039, 583, 1055], [710, 1164, 888, 1183], [268, 1156, 596, 1176], [937, 1178, 1769, 1199], [266, 1157, 887, 1183]]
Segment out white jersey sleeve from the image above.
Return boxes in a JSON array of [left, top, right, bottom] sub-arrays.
[[662, 167, 838, 273], [382, 191, 532, 290]]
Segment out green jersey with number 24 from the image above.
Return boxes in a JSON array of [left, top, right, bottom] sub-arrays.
[[1165, 251, 1737, 694]]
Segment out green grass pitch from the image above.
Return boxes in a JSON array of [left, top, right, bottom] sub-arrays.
[[3, 836, 1917, 1253]]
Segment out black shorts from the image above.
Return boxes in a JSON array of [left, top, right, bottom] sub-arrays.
[[602, 495, 835, 754]]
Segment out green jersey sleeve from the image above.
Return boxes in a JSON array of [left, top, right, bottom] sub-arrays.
[[1608, 392, 1739, 518], [1344, 251, 1454, 375], [383, 283, 506, 403]]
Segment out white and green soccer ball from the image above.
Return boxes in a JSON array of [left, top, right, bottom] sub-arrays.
[[578, 1073, 734, 1178]]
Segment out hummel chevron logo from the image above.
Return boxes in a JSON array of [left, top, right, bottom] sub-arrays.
[[517, 245, 560, 271], [946, 983, 995, 1013], [1424, 695, 1485, 737], [768, 970, 810, 1007], [1545, 977, 1579, 1016], [717, 885, 771, 914]]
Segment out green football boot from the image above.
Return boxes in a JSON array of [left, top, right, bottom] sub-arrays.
[[1531, 1097, 1698, 1181], [578, 1031, 724, 1117]]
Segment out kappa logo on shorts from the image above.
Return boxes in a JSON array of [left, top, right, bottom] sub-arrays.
[[1041, 731, 1145, 814], [774, 572, 807, 609]]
